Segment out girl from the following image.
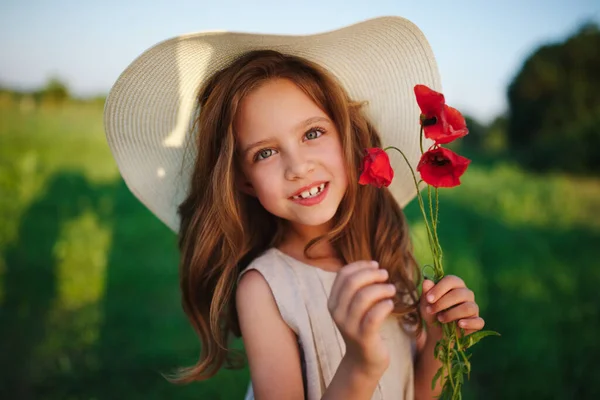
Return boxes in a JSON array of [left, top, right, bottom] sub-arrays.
[[105, 16, 485, 400]]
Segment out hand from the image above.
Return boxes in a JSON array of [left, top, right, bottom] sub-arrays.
[[327, 261, 396, 376], [420, 275, 485, 338]]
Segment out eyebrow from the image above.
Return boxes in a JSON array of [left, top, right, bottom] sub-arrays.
[[241, 116, 330, 157]]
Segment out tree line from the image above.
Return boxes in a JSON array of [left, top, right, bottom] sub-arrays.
[[462, 22, 599, 175], [0, 77, 105, 108], [3, 22, 599, 174]]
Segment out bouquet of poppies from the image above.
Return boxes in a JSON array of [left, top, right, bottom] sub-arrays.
[[359, 85, 499, 399]]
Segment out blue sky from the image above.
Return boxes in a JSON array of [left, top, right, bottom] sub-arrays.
[[1, 0, 598, 122]]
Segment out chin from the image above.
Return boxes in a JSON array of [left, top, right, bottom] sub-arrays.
[[294, 207, 338, 227]]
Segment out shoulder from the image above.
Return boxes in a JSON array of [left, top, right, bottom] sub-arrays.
[[237, 248, 301, 333], [236, 249, 279, 308], [237, 249, 282, 297], [236, 268, 272, 308], [237, 248, 277, 280]]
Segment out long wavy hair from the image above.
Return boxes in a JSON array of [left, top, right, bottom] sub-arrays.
[[172, 50, 422, 383]]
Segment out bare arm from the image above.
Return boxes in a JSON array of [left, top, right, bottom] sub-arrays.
[[321, 356, 383, 400], [413, 327, 444, 400], [236, 270, 304, 400]]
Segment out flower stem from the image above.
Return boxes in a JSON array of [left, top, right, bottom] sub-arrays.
[[383, 143, 463, 399], [383, 146, 437, 261], [428, 186, 436, 230], [434, 188, 443, 264], [435, 188, 439, 228], [419, 125, 424, 154]]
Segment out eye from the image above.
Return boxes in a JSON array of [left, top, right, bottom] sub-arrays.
[[304, 127, 325, 141], [254, 148, 277, 162]]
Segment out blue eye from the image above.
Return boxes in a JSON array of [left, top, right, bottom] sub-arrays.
[[255, 148, 276, 161], [305, 127, 325, 140]]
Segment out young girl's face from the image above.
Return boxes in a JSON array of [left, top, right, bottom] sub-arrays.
[[235, 78, 348, 231]]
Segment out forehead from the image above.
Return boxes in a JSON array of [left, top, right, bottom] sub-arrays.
[[234, 78, 328, 142]]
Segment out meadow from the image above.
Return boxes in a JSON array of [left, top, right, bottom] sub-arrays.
[[1, 102, 599, 399]]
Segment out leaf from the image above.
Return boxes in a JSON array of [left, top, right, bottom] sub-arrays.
[[434, 340, 444, 358], [440, 382, 454, 400], [451, 359, 465, 376], [431, 366, 444, 391], [460, 330, 501, 349]]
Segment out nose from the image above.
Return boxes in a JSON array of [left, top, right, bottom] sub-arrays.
[[284, 150, 314, 180]]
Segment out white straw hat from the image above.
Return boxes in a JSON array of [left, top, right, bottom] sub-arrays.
[[104, 16, 441, 233]]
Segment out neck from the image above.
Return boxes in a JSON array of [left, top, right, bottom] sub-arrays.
[[280, 220, 336, 259]]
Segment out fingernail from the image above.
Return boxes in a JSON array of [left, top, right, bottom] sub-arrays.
[[425, 306, 432, 314], [371, 261, 379, 267], [459, 320, 466, 328], [437, 314, 444, 322], [427, 294, 435, 303]]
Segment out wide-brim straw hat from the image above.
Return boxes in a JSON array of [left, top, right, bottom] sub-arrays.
[[104, 16, 441, 233]]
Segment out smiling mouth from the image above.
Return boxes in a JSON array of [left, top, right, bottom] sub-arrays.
[[291, 182, 328, 200]]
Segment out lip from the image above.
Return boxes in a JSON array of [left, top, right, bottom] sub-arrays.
[[290, 182, 330, 206], [288, 180, 329, 198]]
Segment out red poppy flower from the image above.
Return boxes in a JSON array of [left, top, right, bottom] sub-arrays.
[[436, 105, 469, 144], [414, 85, 469, 144], [417, 147, 470, 188], [358, 148, 394, 188]]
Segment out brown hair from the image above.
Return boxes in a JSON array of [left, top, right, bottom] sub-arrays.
[[172, 50, 422, 383]]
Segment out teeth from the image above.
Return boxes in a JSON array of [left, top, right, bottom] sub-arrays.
[[292, 183, 327, 200]]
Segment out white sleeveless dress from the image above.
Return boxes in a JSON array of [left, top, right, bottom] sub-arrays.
[[238, 247, 416, 400]]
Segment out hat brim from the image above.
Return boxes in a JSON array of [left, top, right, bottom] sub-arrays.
[[104, 16, 441, 233]]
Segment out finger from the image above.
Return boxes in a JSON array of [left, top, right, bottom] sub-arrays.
[[437, 301, 479, 324], [420, 279, 435, 311], [329, 260, 379, 306], [361, 298, 395, 336], [331, 267, 389, 319], [346, 283, 396, 330], [419, 279, 438, 326], [457, 317, 485, 334], [425, 275, 465, 304], [426, 287, 474, 314], [421, 279, 435, 300]]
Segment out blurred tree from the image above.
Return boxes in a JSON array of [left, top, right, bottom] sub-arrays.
[[483, 115, 508, 153], [36, 77, 71, 106], [457, 114, 508, 159], [460, 115, 487, 150], [507, 22, 600, 174], [0, 87, 15, 108]]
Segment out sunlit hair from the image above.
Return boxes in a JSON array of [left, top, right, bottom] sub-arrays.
[[172, 50, 422, 383]]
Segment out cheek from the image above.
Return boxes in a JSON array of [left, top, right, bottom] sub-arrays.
[[254, 180, 279, 199], [247, 166, 283, 205], [327, 141, 349, 188]]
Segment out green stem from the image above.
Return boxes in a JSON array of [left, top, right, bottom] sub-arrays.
[[445, 324, 457, 393], [383, 146, 436, 254], [427, 185, 446, 279], [427, 186, 444, 280], [419, 125, 424, 154], [428, 186, 436, 231], [383, 144, 462, 399], [435, 188, 440, 229], [434, 188, 443, 267]]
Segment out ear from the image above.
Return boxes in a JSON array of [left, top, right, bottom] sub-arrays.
[[237, 176, 257, 197]]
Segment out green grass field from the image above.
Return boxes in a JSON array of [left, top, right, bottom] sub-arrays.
[[1, 102, 599, 399]]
